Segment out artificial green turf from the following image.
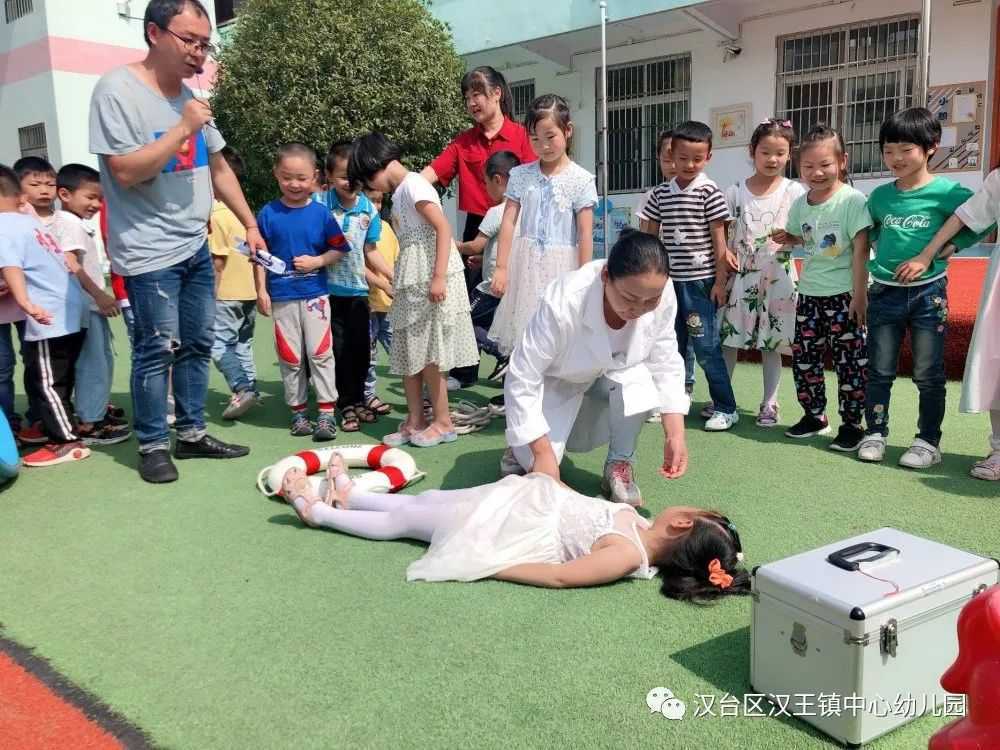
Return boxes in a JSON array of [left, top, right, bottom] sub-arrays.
[[0, 316, 996, 749]]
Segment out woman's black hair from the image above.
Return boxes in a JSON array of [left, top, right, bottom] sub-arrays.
[[750, 118, 796, 154], [461, 66, 514, 119], [797, 124, 849, 182], [655, 516, 751, 603], [879, 107, 941, 152], [348, 133, 402, 189], [606, 228, 668, 280]]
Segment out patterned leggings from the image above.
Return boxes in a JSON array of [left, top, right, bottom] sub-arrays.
[[791, 292, 867, 427]]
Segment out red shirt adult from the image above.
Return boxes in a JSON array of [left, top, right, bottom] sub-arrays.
[[430, 118, 536, 217]]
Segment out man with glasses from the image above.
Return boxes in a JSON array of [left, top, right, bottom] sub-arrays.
[[89, 0, 263, 483]]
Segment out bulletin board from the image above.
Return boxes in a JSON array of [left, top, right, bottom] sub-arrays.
[[926, 81, 986, 172]]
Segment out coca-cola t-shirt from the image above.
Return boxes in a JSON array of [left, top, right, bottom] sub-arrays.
[[867, 176, 983, 286], [786, 183, 872, 297]]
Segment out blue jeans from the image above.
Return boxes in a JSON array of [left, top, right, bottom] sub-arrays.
[[122, 306, 135, 347], [74, 312, 115, 424], [470, 289, 502, 359], [673, 278, 737, 414], [211, 300, 257, 395], [124, 245, 215, 452], [865, 278, 948, 445], [684, 340, 696, 388], [364, 311, 393, 400]]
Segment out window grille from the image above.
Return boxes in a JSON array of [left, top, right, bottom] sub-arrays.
[[510, 79, 535, 123], [4, 0, 33, 23], [595, 54, 691, 193], [18, 123, 47, 160], [776, 15, 920, 178]]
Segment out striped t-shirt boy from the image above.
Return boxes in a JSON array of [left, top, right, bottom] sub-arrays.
[[642, 172, 730, 281]]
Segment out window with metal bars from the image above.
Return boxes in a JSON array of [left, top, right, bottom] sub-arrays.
[[4, 0, 33, 23], [596, 54, 691, 193], [775, 15, 920, 179], [215, 0, 245, 25], [18, 123, 47, 160], [510, 79, 535, 124]]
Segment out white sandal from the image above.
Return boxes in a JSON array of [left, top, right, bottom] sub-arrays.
[[971, 451, 1000, 481]]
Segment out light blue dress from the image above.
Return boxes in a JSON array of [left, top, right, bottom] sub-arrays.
[[489, 160, 598, 355]]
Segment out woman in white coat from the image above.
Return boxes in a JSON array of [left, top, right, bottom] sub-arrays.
[[502, 229, 690, 505]]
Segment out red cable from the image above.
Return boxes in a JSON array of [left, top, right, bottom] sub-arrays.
[[858, 569, 902, 597]]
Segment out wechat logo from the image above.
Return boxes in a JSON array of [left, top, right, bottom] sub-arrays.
[[646, 687, 687, 720]]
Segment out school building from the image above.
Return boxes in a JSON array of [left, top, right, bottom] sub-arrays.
[[0, 0, 234, 168], [430, 0, 1000, 230]]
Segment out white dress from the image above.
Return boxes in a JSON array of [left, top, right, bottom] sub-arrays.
[[489, 160, 599, 356], [388, 172, 479, 376], [953, 169, 1000, 413], [406, 473, 657, 582]]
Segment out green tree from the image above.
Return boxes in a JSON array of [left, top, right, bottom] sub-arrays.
[[212, 0, 468, 207]]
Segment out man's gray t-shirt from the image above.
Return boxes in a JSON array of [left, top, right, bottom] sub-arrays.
[[89, 66, 225, 276]]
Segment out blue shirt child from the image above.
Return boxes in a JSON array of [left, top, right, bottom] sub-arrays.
[[314, 190, 382, 296], [256, 200, 349, 301]]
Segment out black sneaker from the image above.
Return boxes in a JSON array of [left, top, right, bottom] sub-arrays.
[[80, 419, 132, 446], [290, 412, 313, 437], [486, 357, 509, 382], [829, 424, 865, 452], [174, 434, 250, 460], [784, 414, 832, 439], [139, 449, 178, 483], [313, 412, 337, 442]]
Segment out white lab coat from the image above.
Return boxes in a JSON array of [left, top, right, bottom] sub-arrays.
[[504, 260, 690, 458]]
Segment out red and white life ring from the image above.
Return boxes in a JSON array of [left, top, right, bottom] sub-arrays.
[[257, 444, 423, 497]]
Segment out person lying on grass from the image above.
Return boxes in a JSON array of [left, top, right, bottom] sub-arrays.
[[282, 454, 749, 601]]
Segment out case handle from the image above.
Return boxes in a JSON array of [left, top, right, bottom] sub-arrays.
[[827, 542, 900, 572]]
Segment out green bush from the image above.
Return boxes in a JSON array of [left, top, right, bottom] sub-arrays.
[[212, 0, 468, 207]]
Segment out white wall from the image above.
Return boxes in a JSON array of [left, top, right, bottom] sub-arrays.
[[452, 0, 993, 224], [43, 0, 219, 50], [0, 74, 59, 165]]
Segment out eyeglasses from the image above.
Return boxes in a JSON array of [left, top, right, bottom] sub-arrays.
[[161, 26, 217, 57]]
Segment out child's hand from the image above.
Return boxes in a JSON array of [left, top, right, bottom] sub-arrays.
[[24, 303, 52, 325], [96, 291, 120, 318], [770, 228, 794, 246], [256, 292, 272, 317], [293, 255, 323, 273], [63, 252, 82, 274], [491, 267, 507, 297], [849, 294, 867, 327], [466, 255, 483, 271], [428, 275, 446, 304], [894, 256, 930, 284], [724, 249, 739, 272], [710, 281, 728, 307]]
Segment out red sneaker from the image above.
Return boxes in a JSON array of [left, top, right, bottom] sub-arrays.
[[17, 422, 48, 445], [23, 442, 91, 467]]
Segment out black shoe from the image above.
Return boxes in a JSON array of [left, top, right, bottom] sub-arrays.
[[174, 434, 250, 460], [486, 357, 509, 382], [139, 449, 178, 483], [829, 424, 865, 452], [784, 414, 832, 439]]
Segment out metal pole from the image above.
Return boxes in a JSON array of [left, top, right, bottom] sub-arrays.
[[600, 1, 609, 259], [919, 0, 931, 106]]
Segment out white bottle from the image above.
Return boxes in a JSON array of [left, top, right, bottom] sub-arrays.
[[235, 240, 286, 275]]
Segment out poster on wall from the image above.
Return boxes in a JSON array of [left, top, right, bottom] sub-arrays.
[[593, 200, 633, 259], [710, 103, 753, 148], [926, 82, 985, 173]]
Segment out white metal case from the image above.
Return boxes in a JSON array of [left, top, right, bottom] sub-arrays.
[[750, 527, 998, 747]]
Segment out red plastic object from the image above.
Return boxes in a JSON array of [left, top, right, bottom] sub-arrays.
[[929, 584, 1000, 750]]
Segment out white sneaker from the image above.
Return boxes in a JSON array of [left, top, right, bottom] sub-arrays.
[[899, 438, 942, 469], [704, 411, 738, 431], [499, 447, 526, 477], [645, 409, 661, 424], [446, 376, 462, 391], [857, 434, 886, 463], [601, 460, 643, 507]]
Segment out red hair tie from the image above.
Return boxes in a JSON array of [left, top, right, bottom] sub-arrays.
[[708, 558, 734, 589]]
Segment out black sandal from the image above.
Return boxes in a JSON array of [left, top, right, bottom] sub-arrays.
[[364, 395, 392, 416], [354, 403, 377, 423], [340, 405, 361, 432]]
